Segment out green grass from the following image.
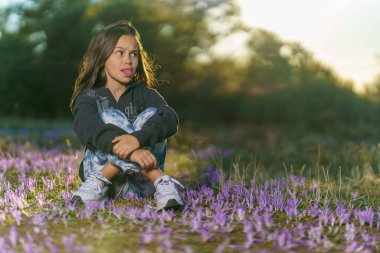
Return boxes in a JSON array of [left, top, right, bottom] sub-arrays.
[[2, 120, 380, 251]]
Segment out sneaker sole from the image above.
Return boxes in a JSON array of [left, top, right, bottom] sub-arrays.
[[71, 195, 84, 207], [71, 195, 107, 206], [162, 199, 184, 211]]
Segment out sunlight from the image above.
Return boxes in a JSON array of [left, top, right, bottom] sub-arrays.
[[236, 0, 380, 91]]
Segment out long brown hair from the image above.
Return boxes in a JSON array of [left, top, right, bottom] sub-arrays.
[[70, 20, 156, 111]]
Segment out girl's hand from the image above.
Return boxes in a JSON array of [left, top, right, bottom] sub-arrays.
[[112, 134, 140, 159], [130, 149, 157, 170]]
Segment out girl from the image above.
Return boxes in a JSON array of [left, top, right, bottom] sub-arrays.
[[70, 20, 184, 211]]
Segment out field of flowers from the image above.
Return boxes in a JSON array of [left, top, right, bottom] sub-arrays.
[[1, 123, 380, 252]]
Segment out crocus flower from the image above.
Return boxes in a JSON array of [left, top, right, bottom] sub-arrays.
[[344, 223, 356, 243], [336, 204, 351, 226], [244, 222, 254, 249], [8, 225, 18, 247], [236, 208, 246, 221], [61, 234, 76, 252], [26, 178, 36, 192], [202, 167, 220, 186], [140, 226, 155, 244], [0, 210, 5, 223], [198, 227, 215, 242], [354, 207, 374, 227], [35, 193, 45, 207], [11, 210, 22, 226], [20, 232, 34, 253]]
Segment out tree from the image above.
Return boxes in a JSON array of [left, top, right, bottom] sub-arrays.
[[0, 0, 239, 118]]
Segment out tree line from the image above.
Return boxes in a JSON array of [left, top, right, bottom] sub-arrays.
[[1, 0, 380, 139]]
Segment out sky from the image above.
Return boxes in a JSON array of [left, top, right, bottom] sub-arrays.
[[235, 0, 380, 91], [1, 0, 379, 91]]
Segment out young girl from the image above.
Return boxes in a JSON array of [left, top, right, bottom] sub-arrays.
[[70, 20, 184, 211]]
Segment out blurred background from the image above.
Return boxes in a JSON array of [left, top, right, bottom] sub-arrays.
[[1, 0, 380, 175]]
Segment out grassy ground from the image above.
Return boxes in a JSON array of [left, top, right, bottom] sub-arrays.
[[1, 120, 380, 252]]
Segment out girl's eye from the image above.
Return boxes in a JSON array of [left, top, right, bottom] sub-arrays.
[[130, 52, 138, 58], [115, 51, 123, 56]]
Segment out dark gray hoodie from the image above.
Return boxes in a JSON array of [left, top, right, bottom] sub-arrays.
[[72, 82, 178, 152]]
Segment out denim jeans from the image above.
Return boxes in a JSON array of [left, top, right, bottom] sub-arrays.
[[79, 107, 166, 198]]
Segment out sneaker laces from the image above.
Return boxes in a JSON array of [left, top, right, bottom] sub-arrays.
[[155, 176, 184, 191], [168, 177, 184, 189], [84, 171, 111, 193]]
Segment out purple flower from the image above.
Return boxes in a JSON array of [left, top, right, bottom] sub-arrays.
[[351, 191, 359, 200], [318, 208, 333, 226], [354, 207, 374, 227], [345, 241, 365, 253], [307, 225, 323, 244], [213, 210, 227, 227], [41, 177, 56, 191], [284, 191, 301, 218], [21, 232, 34, 253], [202, 167, 220, 186], [198, 227, 214, 242], [158, 226, 173, 251], [244, 222, 254, 248], [188, 217, 201, 231], [8, 225, 18, 247], [64, 174, 74, 189], [289, 175, 306, 187], [360, 231, 377, 247], [222, 149, 233, 158], [140, 226, 155, 244], [36, 193, 45, 207], [26, 178, 36, 192], [215, 238, 230, 253], [194, 146, 218, 159], [344, 223, 356, 243], [45, 236, 59, 253], [275, 230, 295, 250], [0, 210, 5, 223], [111, 207, 123, 220], [0, 236, 9, 251], [62, 234, 76, 252], [236, 208, 246, 221], [158, 209, 174, 223], [377, 209, 380, 229], [60, 191, 71, 202], [336, 204, 351, 226], [11, 210, 22, 226]]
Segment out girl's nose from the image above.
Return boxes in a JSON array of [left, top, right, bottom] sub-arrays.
[[124, 54, 132, 64]]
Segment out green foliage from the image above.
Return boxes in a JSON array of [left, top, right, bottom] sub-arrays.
[[0, 33, 36, 114], [0, 0, 236, 117], [249, 83, 378, 132], [1, 0, 379, 144]]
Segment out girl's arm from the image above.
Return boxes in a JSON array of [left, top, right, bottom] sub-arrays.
[[129, 87, 179, 148], [111, 134, 140, 159], [72, 92, 128, 153]]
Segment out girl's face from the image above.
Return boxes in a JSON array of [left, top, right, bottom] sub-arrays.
[[104, 35, 139, 87]]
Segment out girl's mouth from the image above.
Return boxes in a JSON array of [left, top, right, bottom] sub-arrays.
[[121, 68, 133, 77]]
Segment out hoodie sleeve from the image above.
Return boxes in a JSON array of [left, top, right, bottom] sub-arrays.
[[72, 92, 127, 152], [130, 87, 179, 147]]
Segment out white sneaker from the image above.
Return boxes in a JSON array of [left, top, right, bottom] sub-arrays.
[[154, 175, 185, 211], [71, 171, 111, 205]]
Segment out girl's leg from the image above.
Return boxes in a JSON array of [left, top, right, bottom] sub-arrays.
[[72, 153, 113, 204], [101, 163, 122, 180], [73, 109, 137, 204], [140, 167, 164, 182], [121, 107, 184, 210]]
